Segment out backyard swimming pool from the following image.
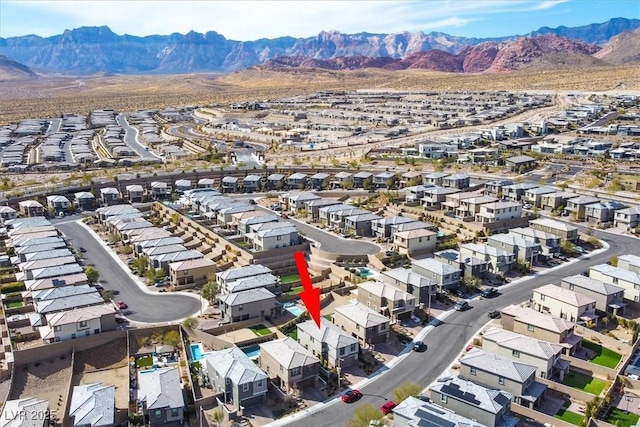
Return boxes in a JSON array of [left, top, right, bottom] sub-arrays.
[[283, 302, 305, 317], [190, 342, 204, 361], [242, 345, 261, 360]]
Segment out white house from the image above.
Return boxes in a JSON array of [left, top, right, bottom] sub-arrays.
[[297, 318, 359, 368]]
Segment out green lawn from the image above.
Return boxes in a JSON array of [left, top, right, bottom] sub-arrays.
[[607, 408, 640, 427], [562, 371, 607, 395], [582, 339, 622, 369], [323, 314, 333, 321], [286, 329, 298, 341], [5, 301, 23, 309], [280, 274, 301, 285], [136, 355, 154, 368], [285, 286, 303, 296], [554, 408, 584, 426], [249, 324, 272, 337]]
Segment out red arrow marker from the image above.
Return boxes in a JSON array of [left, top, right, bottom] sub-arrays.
[[294, 251, 321, 328]]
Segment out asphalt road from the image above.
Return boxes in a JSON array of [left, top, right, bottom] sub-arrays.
[[116, 113, 161, 160], [275, 228, 640, 427], [56, 220, 201, 323]]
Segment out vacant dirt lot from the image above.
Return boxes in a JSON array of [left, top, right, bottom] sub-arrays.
[[9, 354, 73, 425]]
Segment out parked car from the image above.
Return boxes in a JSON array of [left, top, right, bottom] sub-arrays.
[[413, 341, 427, 352], [454, 301, 469, 311], [480, 287, 498, 298], [454, 289, 466, 298], [488, 310, 501, 319], [380, 401, 398, 415], [78, 247, 87, 253], [341, 389, 362, 403], [116, 300, 128, 310]]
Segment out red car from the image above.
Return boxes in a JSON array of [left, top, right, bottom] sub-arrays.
[[380, 401, 398, 415], [341, 389, 362, 403], [116, 300, 128, 310]]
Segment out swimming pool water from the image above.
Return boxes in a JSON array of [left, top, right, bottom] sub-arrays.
[[243, 345, 261, 359], [285, 305, 305, 316], [190, 343, 204, 361]]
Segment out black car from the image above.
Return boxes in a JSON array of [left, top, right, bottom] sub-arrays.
[[481, 287, 498, 298], [79, 247, 87, 253], [413, 341, 427, 352], [454, 289, 466, 298], [488, 310, 501, 319]]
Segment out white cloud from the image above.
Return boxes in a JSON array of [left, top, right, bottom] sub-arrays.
[[2, 0, 572, 39]]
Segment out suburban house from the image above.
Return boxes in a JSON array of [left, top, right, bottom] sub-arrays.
[[38, 304, 117, 344], [125, 185, 145, 203], [487, 234, 541, 264], [0, 398, 50, 427], [393, 396, 484, 427], [216, 264, 272, 290], [333, 302, 390, 345], [614, 206, 640, 230], [283, 191, 321, 212], [442, 173, 470, 189], [393, 228, 437, 256], [459, 242, 515, 273], [500, 304, 581, 356], [218, 287, 278, 322], [589, 264, 640, 302], [529, 218, 578, 242], [149, 250, 204, 272], [137, 367, 185, 426], [380, 268, 436, 307], [584, 201, 627, 224], [46, 195, 71, 214], [259, 337, 320, 394], [238, 215, 279, 235], [356, 280, 416, 322], [344, 213, 382, 237], [304, 199, 341, 220], [565, 195, 601, 221], [560, 275, 626, 316], [459, 348, 546, 409], [373, 171, 397, 188], [242, 174, 262, 192], [484, 179, 515, 198], [223, 274, 281, 295], [455, 195, 499, 219], [74, 192, 96, 211], [352, 171, 373, 189], [310, 172, 331, 189], [18, 200, 45, 217], [217, 204, 255, 228], [168, 258, 216, 289], [421, 186, 460, 209], [411, 258, 461, 292], [221, 176, 239, 193], [540, 191, 577, 212], [287, 172, 308, 189], [423, 172, 449, 186], [502, 183, 539, 202], [475, 201, 522, 224], [505, 155, 536, 172], [149, 181, 169, 199], [508, 227, 561, 257], [372, 216, 415, 239], [134, 237, 185, 256], [266, 173, 286, 190], [429, 377, 518, 427], [174, 179, 191, 193], [618, 254, 640, 273], [204, 347, 268, 407], [482, 327, 568, 380], [197, 178, 215, 188], [532, 284, 598, 324], [328, 207, 369, 230], [404, 185, 434, 203], [332, 171, 353, 189], [69, 383, 115, 427], [435, 249, 489, 280], [297, 318, 359, 368], [0, 206, 17, 225], [250, 226, 300, 252], [99, 187, 120, 205], [441, 191, 482, 214], [524, 186, 557, 208]]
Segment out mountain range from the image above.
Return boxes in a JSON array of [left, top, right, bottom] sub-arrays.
[[0, 17, 638, 76]]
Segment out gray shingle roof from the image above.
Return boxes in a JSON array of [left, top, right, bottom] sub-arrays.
[[137, 367, 185, 410], [460, 348, 537, 383], [217, 264, 272, 282], [298, 318, 359, 351], [429, 376, 513, 414], [69, 383, 115, 427], [218, 287, 276, 306], [562, 275, 624, 296], [260, 337, 320, 369], [205, 347, 267, 385]]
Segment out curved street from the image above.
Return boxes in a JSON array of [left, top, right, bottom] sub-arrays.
[[116, 113, 161, 160], [56, 220, 202, 323], [270, 228, 639, 427]]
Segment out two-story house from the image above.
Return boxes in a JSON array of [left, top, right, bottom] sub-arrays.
[[380, 268, 437, 307], [508, 227, 561, 257], [560, 275, 625, 316], [442, 173, 470, 189], [125, 185, 145, 203], [618, 254, 640, 273], [565, 196, 601, 221], [283, 192, 321, 213], [393, 396, 484, 427], [344, 213, 382, 237], [19, 200, 45, 217], [502, 183, 539, 202], [204, 347, 268, 407], [250, 226, 300, 251], [197, 178, 215, 188], [584, 201, 627, 225], [540, 191, 577, 212], [266, 174, 285, 190], [287, 173, 308, 189], [224, 274, 282, 296], [435, 249, 489, 280], [297, 318, 359, 368], [482, 327, 568, 380], [356, 280, 416, 322], [372, 216, 415, 239], [460, 348, 546, 409], [475, 201, 522, 224], [505, 155, 536, 172], [46, 195, 71, 214], [221, 176, 239, 193], [393, 228, 437, 256], [304, 199, 341, 221], [533, 284, 598, 324], [411, 258, 461, 292], [259, 337, 320, 394], [137, 367, 185, 426], [352, 172, 373, 189], [218, 288, 278, 322], [421, 187, 460, 209], [422, 172, 449, 186], [168, 258, 216, 289], [174, 179, 192, 193], [523, 186, 556, 209], [99, 187, 120, 205], [333, 302, 390, 345], [332, 171, 353, 189], [429, 377, 517, 427], [216, 264, 272, 290], [484, 179, 514, 198], [459, 243, 514, 274], [404, 185, 434, 203], [500, 304, 581, 356], [373, 171, 397, 189], [73, 192, 96, 211], [242, 174, 262, 193], [614, 206, 640, 230], [589, 264, 640, 302], [529, 218, 578, 242], [38, 304, 116, 344], [487, 234, 541, 264]]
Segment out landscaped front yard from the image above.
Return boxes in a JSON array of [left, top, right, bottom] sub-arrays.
[[555, 407, 584, 426], [582, 339, 622, 369], [562, 371, 607, 395], [249, 324, 272, 337], [606, 408, 640, 427], [280, 274, 301, 285]]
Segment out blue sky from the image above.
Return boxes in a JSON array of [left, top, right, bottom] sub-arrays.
[[1, 0, 638, 40]]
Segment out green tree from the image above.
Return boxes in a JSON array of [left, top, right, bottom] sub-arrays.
[[610, 256, 619, 267], [201, 279, 218, 303], [131, 256, 149, 274], [182, 317, 199, 331], [587, 235, 603, 249], [392, 383, 423, 402], [101, 290, 115, 303], [348, 403, 384, 427], [85, 266, 100, 284], [210, 409, 224, 427], [170, 213, 181, 225], [163, 330, 181, 348]]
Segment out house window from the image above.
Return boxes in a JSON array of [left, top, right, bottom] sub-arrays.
[[350, 344, 356, 352], [441, 394, 448, 403], [79, 320, 88, 328], [569, 284, 575, 290], [355, 324, 360, 331], [470, 367, 476, 376], [540, 294, 545, 301], [512, 350, 520, 358], [527, 324, 535, 332], [339, 347, 345, 356], [257, 380, 263, 388], [499, 376, 505, 385], [155, 410, 162, 419], [71, 333, 76, 339], [54, 325, 61, 332], [238, 305, 243, 312], [243, 383, 249, 392], [613, 278, 619, 284], [171, 408, 179, 417], [291, 367, 301, 376], [85, 330, 90, 336], [277, 235, 282, 241]]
